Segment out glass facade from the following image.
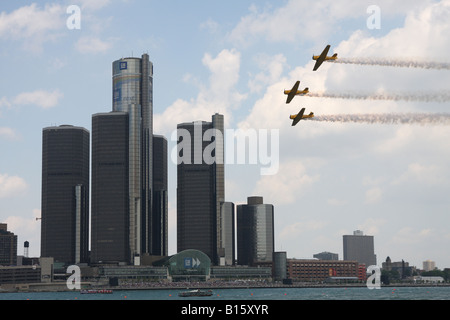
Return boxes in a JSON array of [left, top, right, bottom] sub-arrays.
[[166, 249, 211, 279], [41, 125, 90, 265], [91, 112, 130, 264], [177, 114, 225, 264], [112, 54, 154, 261], [343, 231, 377, 267], [237, 197, 274, 266]]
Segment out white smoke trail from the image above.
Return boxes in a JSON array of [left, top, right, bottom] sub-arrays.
[[331, 58, 450, 70], [311, 113, 450, 125], [307, 91, 450, 103]]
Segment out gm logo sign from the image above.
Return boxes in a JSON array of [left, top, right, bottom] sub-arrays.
[[120, 61, 127, 70], [184, 257, 201, 269]]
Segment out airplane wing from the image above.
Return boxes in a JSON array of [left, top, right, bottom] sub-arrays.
[[286, 81, 300, 104], [292, 108, 305, 126], [313, 45, 330, 71]]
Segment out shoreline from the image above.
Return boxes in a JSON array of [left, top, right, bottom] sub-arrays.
[[1, 282, 449, 294]]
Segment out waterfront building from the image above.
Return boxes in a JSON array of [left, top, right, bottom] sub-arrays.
[[112, 54, 154, 261], [91, 54, 168, 264], [41, 125, 89, 265], [343, 230, 376, 267], [0, 224, 17, 266], [218, 202, 235, 266], [423, 260, 436, 271], [287, 259, 359, 282], [176, 114, 225, 264], [91, 112, 130, 263], [152, 135, 168, 256], [313, 251, 339, 261], [236, 196, 274, 266]]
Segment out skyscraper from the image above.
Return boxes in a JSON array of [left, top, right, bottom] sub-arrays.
[[91, 112, 129, 263], [218, 201, 235, 266], [112, 54, 154, 261], [0, 224, 17, 266], [237, 196, 274, 266], [152, 135, 168, 256], [91, 54, 167, 264], [343, 230, 377, 267], [177, 113, 225, 264], [41, 125, 89, 265]]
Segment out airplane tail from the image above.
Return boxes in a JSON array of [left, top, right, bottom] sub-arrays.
[[332, 53, 338, 58]]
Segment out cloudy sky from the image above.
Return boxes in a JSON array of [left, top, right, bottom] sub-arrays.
[[1, 0, 450, 269]]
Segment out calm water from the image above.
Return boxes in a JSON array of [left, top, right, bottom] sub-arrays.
[[1, 286, 449, 300]]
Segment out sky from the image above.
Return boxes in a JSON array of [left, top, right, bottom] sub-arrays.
[[1, 0, 450, 270]]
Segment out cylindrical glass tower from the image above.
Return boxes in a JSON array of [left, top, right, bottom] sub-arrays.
[[112, 54, 153, 261]]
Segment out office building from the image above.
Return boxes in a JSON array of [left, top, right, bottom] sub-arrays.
[[177, 114, 225, 264], [423, 260, 436, 271], [41, 125, 89, 265], [237, 196, 274, 266], [287, 259, 359, 282], [91, 112, 130, 263], [152, 135, 168, 256], [313, 251, 339, 261], [0, 224, 17, 266], [90, 54, 167, 264], [218, 202, 235, 266], [343, 230, 377, 267], [112, 54, 154, 261]]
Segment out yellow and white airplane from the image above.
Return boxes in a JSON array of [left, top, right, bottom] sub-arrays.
[[312, 45, 337, 71], [284, 80, 309, 103], [290, 108, 314, 126]]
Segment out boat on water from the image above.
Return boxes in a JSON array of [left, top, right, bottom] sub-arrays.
[[178, 289, 213, 297], [80, 289, 113, 294]]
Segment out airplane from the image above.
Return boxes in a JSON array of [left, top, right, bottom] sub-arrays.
[[290, 107, 314, 126], [312, 45, 338, 71], [284, 81, 309, 103]]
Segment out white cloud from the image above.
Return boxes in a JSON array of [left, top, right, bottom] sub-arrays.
[[357, 218, 386, 236], [228, 0, 433, 47], [12, 89, 64, 109], [252, 160, 319, 206], [0, 3, 65, 51], [0, 127, 19, 140], [365, 187, 383, 204], [393, 163, 445, 186], [74, 0, 112, 11], [248, 53, 287, 94], [279, 219, 328, 240], [154, 49, 246, 135], [0, 174, 28, 198], [75, 36, 114, 54]]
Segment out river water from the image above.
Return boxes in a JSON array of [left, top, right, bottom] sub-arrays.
[[1, 285, 449, 300]]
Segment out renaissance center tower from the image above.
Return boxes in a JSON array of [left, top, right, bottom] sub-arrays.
[[112, 54, 153, 260]]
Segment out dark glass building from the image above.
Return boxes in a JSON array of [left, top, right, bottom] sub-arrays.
[[237, 196, 274, 266], [90, 54, 167, 265], [343, 230, 377, 267], [152, 135, 168, 256], [0, 224, 17, 266], [91, 112, 129, 263], [112, 54, 153, 260], [41, 125, 89, 265], [177, 114, 225, 264]]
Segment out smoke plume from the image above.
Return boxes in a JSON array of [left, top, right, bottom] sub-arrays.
[[306, 91, 450, 103], [331, 58, 450, 70], [310, 113, 450, 125]]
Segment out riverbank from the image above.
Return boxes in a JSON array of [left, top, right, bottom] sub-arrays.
[[2, 280, 449, 293]]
